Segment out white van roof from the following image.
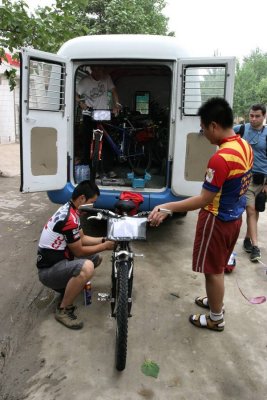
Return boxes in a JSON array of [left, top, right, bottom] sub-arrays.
[[58, 34, 188, 60]]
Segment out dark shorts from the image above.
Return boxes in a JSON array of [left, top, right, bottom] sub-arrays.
[[38, 254, 100, 291], [192, 209, 242, 274]]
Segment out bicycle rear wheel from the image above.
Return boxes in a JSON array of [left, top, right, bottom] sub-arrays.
[[127, 137, 152, 176], [115, 260, 129, 371]]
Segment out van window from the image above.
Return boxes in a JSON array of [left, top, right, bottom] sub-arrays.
[[28, 59, 66, 111], [135, 91, 150, 114], [182, 66, 226, 116]]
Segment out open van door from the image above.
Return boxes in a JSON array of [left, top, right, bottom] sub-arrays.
[[20, 48, 70, 192], [171, 57, 235, 197]]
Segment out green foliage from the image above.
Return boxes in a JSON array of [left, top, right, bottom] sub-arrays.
[[4, 68, 18, 90], [233, 49, 267, 119], [0, 0, 171, 53], [0, 0, 171, 90]]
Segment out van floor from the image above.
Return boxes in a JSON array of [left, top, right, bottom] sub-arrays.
[[95, 165, 166, 189]]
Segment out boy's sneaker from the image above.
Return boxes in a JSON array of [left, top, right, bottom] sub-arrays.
[[107, 171, 117, 178], [243, 237, 253, 253], [55, 305, 83, 330], [250, 246, 261, 262]]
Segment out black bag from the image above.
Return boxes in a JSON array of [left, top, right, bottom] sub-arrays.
[[252, 173, 265, 185], [255, 191, 266, 212]]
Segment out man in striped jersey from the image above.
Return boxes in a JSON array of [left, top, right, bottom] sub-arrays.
[[149, 97, 253, 332]]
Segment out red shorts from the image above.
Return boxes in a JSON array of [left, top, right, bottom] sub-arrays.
[[193, 209, 242, 274]]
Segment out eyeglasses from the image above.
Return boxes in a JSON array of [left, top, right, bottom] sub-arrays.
[[247, 131, 260, 145]]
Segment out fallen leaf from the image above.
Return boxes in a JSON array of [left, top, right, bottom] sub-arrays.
[[141, 360, 160, 378]]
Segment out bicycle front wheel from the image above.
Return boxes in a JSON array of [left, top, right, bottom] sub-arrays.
[[115, 260, 129, 371], [127, 138, 152, 176]]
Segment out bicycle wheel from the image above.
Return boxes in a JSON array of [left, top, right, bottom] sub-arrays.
[[127, 137, 152, 176], [115, 260, 129, 371]]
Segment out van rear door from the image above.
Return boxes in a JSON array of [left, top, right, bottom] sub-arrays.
[[20, 48, 70, 192], [171, 57, 235, 197]]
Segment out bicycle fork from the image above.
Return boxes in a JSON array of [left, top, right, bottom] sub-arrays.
[[90, 129, 103, 160]]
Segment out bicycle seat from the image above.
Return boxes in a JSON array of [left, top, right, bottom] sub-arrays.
[[114, 199, 136, 215]]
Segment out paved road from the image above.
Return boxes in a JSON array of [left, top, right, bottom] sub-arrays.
[[0, 144, 267, 400]]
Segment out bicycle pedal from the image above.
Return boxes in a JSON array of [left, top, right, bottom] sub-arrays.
[[97, 292, 111, 302]]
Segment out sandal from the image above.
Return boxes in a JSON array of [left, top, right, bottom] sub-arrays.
[[189, 313, 225, 332], [195, 296, 209, 309], [195, 296, 225, 313]]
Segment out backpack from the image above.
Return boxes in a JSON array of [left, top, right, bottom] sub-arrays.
[[115, 191, 144, 215], [238, 124, 245, 138]]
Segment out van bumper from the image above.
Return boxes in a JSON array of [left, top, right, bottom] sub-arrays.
[[47, 183, 185, 210]]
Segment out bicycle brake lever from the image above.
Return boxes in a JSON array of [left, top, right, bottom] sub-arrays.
[[87, 212, 103, 221]]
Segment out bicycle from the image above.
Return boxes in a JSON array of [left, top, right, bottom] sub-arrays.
[[79, 199, 150, 371], [87, 109, 153, 180]]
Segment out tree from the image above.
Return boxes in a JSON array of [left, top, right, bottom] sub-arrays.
[[233, 49, 267, 119], [0, 0, 172, 89]]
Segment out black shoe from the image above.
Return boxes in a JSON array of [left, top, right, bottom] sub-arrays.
[[243, 237, 252, 253], [250, 246, 261, 262]]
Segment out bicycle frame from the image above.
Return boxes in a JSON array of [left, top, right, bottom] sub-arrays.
[[92, 115, 151, 163], [94, 119, 138, 161], [96, 121, 132, 161]]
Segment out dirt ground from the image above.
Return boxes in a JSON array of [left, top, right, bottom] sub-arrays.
[[0, 143, 267, 400]]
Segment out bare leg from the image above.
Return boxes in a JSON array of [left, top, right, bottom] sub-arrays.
[[245, 205, 259, 246], [60, 260, 94, 308], [205, 273, 224, 313]]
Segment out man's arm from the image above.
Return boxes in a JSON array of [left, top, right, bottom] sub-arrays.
[[79, 229, 105, 246], [67, 237, 114, 258], [148, 188, 217, 227], [111, 87, 121, 115]]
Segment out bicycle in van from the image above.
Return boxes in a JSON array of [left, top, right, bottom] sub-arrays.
[[84, 107, 154, 182]]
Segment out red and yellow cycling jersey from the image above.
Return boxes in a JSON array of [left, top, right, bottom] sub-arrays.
[[203, 135, 253, 221]]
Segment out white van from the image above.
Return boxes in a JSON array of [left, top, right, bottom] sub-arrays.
[[20, 35, 235, 210]]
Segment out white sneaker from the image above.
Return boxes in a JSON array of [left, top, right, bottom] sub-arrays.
[[107, 171, 117, 178]]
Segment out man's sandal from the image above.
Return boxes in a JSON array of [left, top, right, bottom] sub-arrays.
[[194, 296, 225, 313], [189, 313, 225, 332], [195, 296, 209, 309]]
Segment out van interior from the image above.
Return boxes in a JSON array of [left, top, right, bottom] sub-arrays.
[[74, 63, 172, 190]]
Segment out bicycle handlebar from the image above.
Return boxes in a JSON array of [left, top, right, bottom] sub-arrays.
[[79, 205, 150, 219]]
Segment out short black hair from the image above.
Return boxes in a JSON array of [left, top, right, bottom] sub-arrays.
[[197, 97, 233, 129], [72, 180, 100, 201], [250, 103, 266, 115]]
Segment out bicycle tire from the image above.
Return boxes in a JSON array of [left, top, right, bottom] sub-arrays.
[[127, 138, 152, 176], [115, 260, 129, 371]]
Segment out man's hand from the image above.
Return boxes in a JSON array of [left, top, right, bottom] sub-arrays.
[[79, 101, 88, 110], [104, 240, 115, 250], [113, 103, 122, 117], [148, 206, 170, 227]]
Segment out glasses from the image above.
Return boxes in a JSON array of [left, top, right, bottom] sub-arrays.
[[247, 131, 260, 145], [248, 136, 259, 145]]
